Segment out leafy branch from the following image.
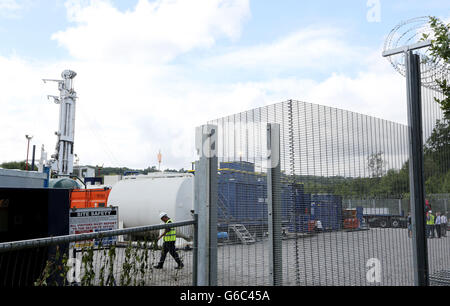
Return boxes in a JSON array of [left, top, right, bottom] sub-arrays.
[[423, 16, 450, 119]]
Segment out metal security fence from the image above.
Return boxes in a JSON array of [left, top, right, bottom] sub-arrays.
[[207, 95, 450, 286], [421, 70, 450, 287], [0, 220, 196, 287]]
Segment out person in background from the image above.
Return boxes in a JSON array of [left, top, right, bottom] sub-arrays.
[[426, 210, 435, 239], [425, 199, 431, 212], [407, 212, 412, 238], [154, 212, 184, 270], [441, 212, 447, 237], [315, 220, 323, 233], [435, 212, 441, 239]]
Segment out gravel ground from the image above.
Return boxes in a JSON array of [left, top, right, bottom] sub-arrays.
[[216, 228, 450, 286], [75, 228, 449, 286]]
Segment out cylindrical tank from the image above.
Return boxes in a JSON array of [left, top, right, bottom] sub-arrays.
[[107, 172, 194, 229], [49, 178, 81, 189]]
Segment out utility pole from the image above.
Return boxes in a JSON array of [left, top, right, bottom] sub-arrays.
[[25, 135, 33, 171], [31, 145, 36, 171]]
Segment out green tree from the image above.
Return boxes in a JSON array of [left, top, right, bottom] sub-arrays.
[[367, 152, 385, 178], [423, 17, 450, 118], [424, 119, 450, 176], [0, 161, 37, 171]]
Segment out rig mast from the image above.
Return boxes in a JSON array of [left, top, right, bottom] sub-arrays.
[[43, 70, 78, 176]]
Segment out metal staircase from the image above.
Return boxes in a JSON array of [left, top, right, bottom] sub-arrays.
[[228, 224, 255, 244]]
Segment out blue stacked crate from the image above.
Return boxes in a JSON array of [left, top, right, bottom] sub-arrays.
[[296, 185, 311, 215], [311, 194, 343, 231], [218, 161, 312, 231], [217, 170, 235, 221], [281, 183, 309, 218], [218, 162, 267, 226], [288, 214, 313, 233], [220, 161, 255, 172], [281, 182, 295, 221], [284, 182, 311, 233], [255, 175, 268, 222], [356, 206, 364, 227]]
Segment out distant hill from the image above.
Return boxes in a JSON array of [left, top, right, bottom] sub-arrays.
[[0, 161, 187, 176]]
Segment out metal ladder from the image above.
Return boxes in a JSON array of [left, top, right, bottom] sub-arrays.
[[228, 224, 255, 244]]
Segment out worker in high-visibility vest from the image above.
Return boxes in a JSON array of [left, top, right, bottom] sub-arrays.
[[426, 210, 435, 239], [154, 212, 184, 269]]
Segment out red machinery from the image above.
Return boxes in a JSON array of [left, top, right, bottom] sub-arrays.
[[343, 209, 360, 230]]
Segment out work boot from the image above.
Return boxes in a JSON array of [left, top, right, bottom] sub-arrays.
[[154, 264, 163, 269], [175, 263, 184, 270]]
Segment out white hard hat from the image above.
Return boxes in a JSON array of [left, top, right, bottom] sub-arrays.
[[159, 212, 168, 219]]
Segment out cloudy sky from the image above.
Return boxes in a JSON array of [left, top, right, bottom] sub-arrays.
[[0, 0, 448, 170]]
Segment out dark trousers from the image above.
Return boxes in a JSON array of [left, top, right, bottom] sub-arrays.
[[436, 224, 441, 238], [158, 241, 182, 266], [442, 224, 447, 237], [426, 225, 435, 238]]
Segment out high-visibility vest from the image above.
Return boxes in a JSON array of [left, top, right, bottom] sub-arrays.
[[163, 219, 177, 242], [426, 214, 435, 225]]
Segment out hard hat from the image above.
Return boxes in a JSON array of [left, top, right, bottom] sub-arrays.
[[159, 212, 168, 219]]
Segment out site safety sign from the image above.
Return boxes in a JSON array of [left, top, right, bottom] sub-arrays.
[[69, 206, 119, 249]]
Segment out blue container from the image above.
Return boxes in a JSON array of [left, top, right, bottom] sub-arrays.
[[311, 194, 343, 231], [281, 183, 310, 222], [356, 206, 364, 224], [218, 161, 311, 228], [220, 161, 255, 173], [218, 232, 229, 240], [218, 166, 267, 225], [288, 215, 312, 233]]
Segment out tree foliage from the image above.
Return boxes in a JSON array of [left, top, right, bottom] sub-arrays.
[[423, 16, 450, 118], [367, 152, 386, 178], [0, 161, 37, 171]]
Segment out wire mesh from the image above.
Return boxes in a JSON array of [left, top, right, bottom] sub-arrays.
[[209, 91, 450, 285], [421, 61, 450, 286], [0, 222, 195, 287]]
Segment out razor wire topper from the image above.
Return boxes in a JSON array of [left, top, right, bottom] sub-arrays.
[[383, 16, 450, 92]]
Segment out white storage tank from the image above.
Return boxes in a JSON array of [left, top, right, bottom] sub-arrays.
[[107, 172, 194, 228]]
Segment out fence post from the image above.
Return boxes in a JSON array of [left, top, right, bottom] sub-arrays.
[[406, 50, 429, 286], [193, 213, 198, 286], [267, 123, 282, 286], [194, 124, 218, 286]]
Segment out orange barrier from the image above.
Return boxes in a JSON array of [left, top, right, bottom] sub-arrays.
[[307, 220, 316, 233], [344, 218, 360, 229], [70, 188, 111, 209]]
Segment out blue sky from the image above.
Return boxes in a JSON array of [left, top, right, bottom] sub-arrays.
[[0, 0, 448, 169], [1, 1, 447, 61]]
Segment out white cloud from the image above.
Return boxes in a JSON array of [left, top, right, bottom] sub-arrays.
[[201, 26, 372, 74], [0, 0, 31, 18], [1, 1, 421, 171], [0, 0, 19, 18], [52, 0, 251, 63], [0, 0, 21, 11], [0, 49, 409, 170], [0, 55, 62, 166]]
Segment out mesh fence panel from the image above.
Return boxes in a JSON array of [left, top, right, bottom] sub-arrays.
[[421, 63, 450, 286], [0, 223, 195, 287], [209, 86, 450, 286]]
